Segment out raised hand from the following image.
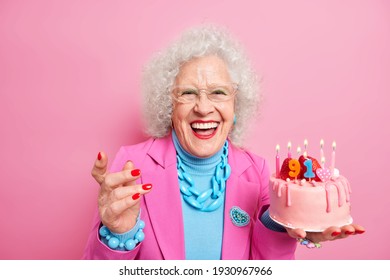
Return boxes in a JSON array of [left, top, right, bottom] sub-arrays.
[[91, 152, 152, 234]]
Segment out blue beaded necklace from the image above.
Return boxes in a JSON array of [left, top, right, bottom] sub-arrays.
[[176, 141, 231, 212]]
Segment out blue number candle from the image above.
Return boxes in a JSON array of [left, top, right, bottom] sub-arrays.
[[303, 159, 315, 179]]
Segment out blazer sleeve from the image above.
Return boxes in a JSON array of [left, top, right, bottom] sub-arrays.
[[249, 158, 297, 260], [82, 147, 142, 260]]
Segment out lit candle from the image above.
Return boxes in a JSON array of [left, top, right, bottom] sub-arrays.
[[331, 141, 336, 173], [320, 139, 324, 160], [297, 146, 301, 157], [287, 141, 292, 158], [276, 144, 280, 178], [303, 151, 308, 159]]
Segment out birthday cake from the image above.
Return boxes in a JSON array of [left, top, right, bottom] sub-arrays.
[[269, 141, 353, 232]]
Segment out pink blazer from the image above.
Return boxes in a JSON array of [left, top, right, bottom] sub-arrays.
[[83, 135, 297, 260]]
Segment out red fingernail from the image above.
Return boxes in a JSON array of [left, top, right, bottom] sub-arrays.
[[132, 193, 140, 200], [131, 169, 141, 176], [142, 184, 152, 190], [355, 230, 365, 234], [345, 231, 354, 235], [97, 152, 102, 160], [331, 231, 341, 237]]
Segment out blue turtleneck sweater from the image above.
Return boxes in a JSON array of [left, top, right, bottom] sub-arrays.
[[172, 130, 225, 260]]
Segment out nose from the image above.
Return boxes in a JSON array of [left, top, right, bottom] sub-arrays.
[[193, 91, 215, 115]]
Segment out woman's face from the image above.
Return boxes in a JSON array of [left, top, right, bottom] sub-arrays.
[[171, 55, 235, 158]]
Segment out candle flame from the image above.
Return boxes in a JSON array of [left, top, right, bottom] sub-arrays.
[[321, 156, 325, 164], [287, 141, 291, 150], [303, 151, 308, 158], [297, 146, 301, 155], [320, 139, 324, 148], [304, 139, 308, 148], [332, 141, 336, 150], [276, 144, 280, 153]]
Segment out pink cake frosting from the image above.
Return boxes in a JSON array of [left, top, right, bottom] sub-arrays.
[[269, 174, 353, 232]]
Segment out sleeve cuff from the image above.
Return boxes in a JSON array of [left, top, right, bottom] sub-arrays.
[[260, 209, 286, 232], [100, 212, 142, 251]]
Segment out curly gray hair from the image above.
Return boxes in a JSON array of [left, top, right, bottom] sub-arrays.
[[141, 25, 261, 145]]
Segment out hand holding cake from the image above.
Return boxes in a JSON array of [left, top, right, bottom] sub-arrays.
[[285, 223, 365, 246], [270, 139, 365, 246]]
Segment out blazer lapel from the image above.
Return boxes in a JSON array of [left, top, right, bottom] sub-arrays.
[[142, 136, 186, 260]]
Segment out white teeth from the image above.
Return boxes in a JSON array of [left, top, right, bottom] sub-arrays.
[[191, 122, 218, 129]]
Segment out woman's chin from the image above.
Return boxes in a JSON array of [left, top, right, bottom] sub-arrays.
[[187, 140, 223, 158]]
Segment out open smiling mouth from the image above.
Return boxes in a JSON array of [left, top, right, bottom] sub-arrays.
[[190, 121, 219, 139]]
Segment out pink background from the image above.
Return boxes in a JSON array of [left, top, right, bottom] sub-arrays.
[[1, 0, 389, 259]]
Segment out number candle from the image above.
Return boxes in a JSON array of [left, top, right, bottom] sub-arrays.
[[276, 144, 280, 178], [288, 159, 301, 179], [287, 141, 292, 158], [304, 159, 315, 179], [320, 139, 324, 160], [331, 141, 336, 173]]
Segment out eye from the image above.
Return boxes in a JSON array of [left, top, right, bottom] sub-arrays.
[[180, 89, 197, 96], [211, 89, 228, 95]]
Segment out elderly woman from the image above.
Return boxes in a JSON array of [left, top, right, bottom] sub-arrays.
[[83, 25, 364, 260]]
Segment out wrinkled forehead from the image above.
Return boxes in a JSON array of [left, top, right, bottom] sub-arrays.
[[175, 55, 233, 86]]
